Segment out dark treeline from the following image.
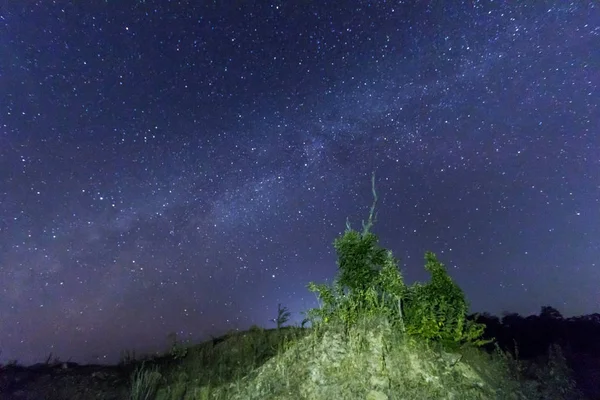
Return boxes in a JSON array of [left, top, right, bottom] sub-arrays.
[[470, 306, 600, 399]]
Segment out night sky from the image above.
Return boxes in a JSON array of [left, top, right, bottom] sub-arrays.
[[1, 1, 599, 366]]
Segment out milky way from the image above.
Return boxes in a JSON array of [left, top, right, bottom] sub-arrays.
[[1, 1, 599, 365]]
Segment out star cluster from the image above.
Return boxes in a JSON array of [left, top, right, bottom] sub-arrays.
[[1, 1, 598, 365]]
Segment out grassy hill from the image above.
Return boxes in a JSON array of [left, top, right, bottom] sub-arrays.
[[0, 307, 586, 400], [0, 175, 588, 399], [121, 319, 581, 400]]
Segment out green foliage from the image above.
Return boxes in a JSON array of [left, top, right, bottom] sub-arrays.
[[308, 230, 406, 330], [307, 172, 406, 330], [167, 332, 189, 360], [306, 281, 339, 325], [306, 172, 489, 348], [334, 229, 387, 293], [402, 252, 491, 346], [130, 362, 162, 400]]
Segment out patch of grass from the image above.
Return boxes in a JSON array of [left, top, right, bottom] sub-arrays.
[[130, 362, 162, 400]]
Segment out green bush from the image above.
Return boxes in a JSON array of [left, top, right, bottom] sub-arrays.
[[306, 172, 489, 348], [402, 252, 491, 347]]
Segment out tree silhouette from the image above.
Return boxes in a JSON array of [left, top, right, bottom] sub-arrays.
[[270, 303, 291, 329], [540, 305, 563, 320]]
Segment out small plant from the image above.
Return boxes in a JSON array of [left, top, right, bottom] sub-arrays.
[[167, 332, 188, 360], [270, 303, 291, 329], [119, 349, 137, 365], [301, 317, 310, 329], [130, 362, 162, 400]]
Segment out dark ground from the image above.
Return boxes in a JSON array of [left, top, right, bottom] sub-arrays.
[[0, 362, 132, 400]]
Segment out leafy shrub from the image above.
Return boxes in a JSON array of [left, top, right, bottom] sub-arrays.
[[403, 252, 491, 347], [166, 332, 188, 360], [306, 172, 489, 348]]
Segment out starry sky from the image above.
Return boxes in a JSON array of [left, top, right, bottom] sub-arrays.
[[1, 1, 599, 366]]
